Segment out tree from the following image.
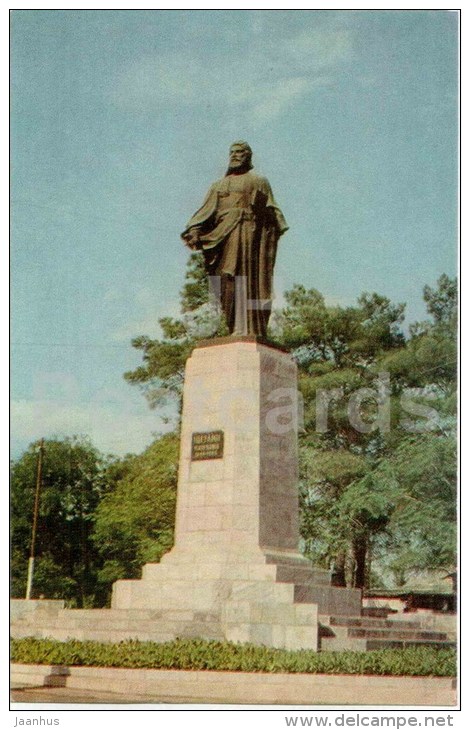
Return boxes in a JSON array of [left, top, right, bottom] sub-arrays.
[[371, 433, 456, 581], [124, 254, 224, 412], [276, 276, 456, 588], [423, 273, 458, 329], [273, 286, 407, 586], [381, 274, 457, 397], [10, 437, 109, 606], [271, 285, 405, 367], [92, 433, 179, 596], [300, 447, 370, 586]]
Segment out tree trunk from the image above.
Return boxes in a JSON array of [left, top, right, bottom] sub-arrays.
[[331, 550, 347, 586], [353, 533, 368, 589]]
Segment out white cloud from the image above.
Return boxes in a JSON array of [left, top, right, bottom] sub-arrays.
[[11, 395, 174, 458], [112, 26, 354, 123], [252, 77, 331, 123], [281, 28, 353, 68]]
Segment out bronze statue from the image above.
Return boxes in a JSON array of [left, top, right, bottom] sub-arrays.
[[182, 142, 288, 338]]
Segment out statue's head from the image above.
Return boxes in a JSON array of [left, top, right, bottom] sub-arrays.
[[226, 141, 253, 174]]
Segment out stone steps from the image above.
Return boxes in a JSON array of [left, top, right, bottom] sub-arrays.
[[11, 600, 456, 654], [10, 607, 226, 642], [319, 614, 455, 652], [347, 628, 447, 640], [14, 607, 221, 623], [11, 624, 179, 643], [319, 624, 447, 642], [321, 637, 456, 652], [327, 615, 425, 630], [361, 607, 392, 618], [11, 622, 224, 643], [364, 639, 456, 650]]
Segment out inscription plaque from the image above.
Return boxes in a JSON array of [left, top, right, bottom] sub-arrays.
[[191, 430, 224, 461]]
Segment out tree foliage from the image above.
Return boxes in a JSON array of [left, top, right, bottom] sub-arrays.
[[371, 434, 457, 580], [11, 433, 180, 606], [279, 275, 457, 588], [92, 433, 179, 593], [272, 285, 405, 366], [10, 437, 110, 606]]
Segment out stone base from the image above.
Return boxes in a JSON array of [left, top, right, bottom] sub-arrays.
[[109, 552, 362, 650], [111, 553, 321, 649]]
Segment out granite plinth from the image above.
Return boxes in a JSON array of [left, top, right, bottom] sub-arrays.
[[111, 340, 326, 648]]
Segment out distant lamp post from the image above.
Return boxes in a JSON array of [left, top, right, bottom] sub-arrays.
[[25, 438, 44, 600]]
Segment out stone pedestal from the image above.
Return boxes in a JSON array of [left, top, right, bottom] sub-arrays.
[[112, 339, 317, 648], [111, 339, 361, 649], [169, 337, 301, 564]]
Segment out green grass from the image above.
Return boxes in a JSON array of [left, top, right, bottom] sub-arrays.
[[10, 637, 456, 677]]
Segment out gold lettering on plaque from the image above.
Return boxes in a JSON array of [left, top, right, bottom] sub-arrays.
[[191, 431, 224, 461]]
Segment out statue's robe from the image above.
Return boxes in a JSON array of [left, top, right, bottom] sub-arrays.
[[182, 171, 288, 337]]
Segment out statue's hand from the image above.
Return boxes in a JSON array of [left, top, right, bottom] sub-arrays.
[[184, 229, 201, 250]]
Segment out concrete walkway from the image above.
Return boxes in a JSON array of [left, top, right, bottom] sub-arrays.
[[11, 664, 457, 706], [12, 686, 154, 705]]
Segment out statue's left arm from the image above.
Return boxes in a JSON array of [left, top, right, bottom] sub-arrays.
[[259, 177, 288, 236]]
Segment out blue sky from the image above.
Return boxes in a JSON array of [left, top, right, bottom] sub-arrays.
[[11, 9, 458, 457]]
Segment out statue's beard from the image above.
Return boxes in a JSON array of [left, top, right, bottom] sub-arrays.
[[226, 162, 252, 176]]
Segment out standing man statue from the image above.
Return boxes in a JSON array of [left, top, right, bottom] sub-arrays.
[[181, 142, 288, 338]]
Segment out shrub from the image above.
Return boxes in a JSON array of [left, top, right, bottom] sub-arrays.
[[10, 637, 456, 677]]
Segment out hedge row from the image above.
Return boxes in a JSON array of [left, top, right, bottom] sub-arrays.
[[10, 637, 456, 677]]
